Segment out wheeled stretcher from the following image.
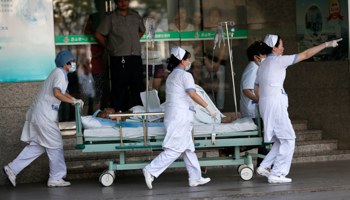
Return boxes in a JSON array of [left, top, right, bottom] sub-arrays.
[[74, 104, 266, 186]]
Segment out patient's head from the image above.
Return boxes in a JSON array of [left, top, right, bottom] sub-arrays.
[[96, 108, 116, 119], [104, 108, 116, 115]]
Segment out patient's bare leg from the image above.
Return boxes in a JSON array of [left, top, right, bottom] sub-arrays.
[[221, 115, 236, 123]]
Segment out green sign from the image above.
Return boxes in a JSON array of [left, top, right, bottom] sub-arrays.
[[55, 30, 247, 45], [55, 35, 98, 45]]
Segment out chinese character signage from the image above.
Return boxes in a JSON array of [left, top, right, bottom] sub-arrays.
[[0, 0, 55, 82], [296, 0, 348, 61]]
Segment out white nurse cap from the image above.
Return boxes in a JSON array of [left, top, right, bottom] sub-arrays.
[[264, 34, 278, 48], [171, 46, 186, 60]]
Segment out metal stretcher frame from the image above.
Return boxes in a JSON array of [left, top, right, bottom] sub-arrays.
[[74, 103, 266, 186]]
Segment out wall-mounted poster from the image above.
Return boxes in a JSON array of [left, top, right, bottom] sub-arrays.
[[296, 0, 348, 61], [0, 0, 55, 82]]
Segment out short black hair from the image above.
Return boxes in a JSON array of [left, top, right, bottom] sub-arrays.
[[246, 41, 264, 61]]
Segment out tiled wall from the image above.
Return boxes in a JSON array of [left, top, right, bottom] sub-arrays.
[[0, 82, 51, 185]]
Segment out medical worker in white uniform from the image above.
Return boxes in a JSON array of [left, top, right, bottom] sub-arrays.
[[143, 46, 217, 189], [3, 50, 84, 187], [240, 42, 266, 118], [255, 34, 342, 183], [240, 41, 268, 168]]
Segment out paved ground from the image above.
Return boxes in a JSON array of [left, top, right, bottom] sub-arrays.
[[1, 160, 350, 200]]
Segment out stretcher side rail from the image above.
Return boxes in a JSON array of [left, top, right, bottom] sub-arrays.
[[74, 103, 85, 149], [108, 112, 165, 147]]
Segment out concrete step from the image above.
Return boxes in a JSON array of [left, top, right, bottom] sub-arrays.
[[295, 140, 338, 153], [63, 135, 77, 150], [291, 120, 308, 131], [295, 130, 322, 141], [292, 150, 350, 163]]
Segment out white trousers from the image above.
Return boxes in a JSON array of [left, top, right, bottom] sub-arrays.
[[8, 142, 67, 180], [145, 148, 202, 181], [260, 138, 295, 177]]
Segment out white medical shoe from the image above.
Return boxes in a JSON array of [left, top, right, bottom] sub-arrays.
[[47, 178, 71, 187], [189, 177, 211, 187], [143, 168, 154, 189], [256, 166, 270, 178], [3, 165, 16, 187], [268, 175, 292, 183]]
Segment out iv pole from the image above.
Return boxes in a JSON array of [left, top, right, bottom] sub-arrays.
[[217, 21, 238, 120]]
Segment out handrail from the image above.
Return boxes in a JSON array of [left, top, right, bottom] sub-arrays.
[[108, 112, 164, 118]]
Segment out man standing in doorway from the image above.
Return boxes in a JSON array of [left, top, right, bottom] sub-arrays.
[[95, 0, 146, 111]]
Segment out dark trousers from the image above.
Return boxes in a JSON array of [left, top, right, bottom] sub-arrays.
[[110, 56, 145, 112]]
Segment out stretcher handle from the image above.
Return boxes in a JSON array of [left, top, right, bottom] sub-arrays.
[[109, 112, 164, 118]]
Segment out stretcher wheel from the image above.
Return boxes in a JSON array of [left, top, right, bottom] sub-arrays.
[[237, 164, 248, 174], [240, 167, 253, 181], [100, 173, 114, 187]]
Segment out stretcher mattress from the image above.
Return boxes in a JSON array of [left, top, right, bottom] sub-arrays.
[[83, 118, 257, 138]]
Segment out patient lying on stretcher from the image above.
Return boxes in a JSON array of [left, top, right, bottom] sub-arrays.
[[81, 85, 235, 128], [129, 85, 235, 124]]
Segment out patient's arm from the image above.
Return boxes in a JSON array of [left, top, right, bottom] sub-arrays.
[[187, 90, 208, 108], [221, 115, 235, 123], [243, 89, 259, 103]]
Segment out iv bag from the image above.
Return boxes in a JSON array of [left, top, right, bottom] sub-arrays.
[[146, 19, 155, 42], [214, 26, 225, 48]]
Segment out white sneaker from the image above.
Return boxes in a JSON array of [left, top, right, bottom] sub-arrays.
[[3, 165, 16, 187], [268, 175, 292, 183], [47, 178, 71, 187], [189, 177, 211, 187], [257, 166, 270, 178], [143, 168, 154, 189]]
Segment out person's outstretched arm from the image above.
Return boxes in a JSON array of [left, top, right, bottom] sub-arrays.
[[295, 38, 342, 64], [187, 90, 217, 118], [54, 89, 84, 107], [187, 90, 208, 108], [54, 89, 74, 104]]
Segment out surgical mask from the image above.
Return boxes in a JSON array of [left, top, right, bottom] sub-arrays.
[[259, 58, 266, 63], [257, 57, 266, 65], [185, 61, 191, 71], [69, 62, 76, 73]]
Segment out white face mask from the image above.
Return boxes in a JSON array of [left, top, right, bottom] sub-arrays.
[[257, 56, 266, 66], [68, 62, 76, 73], [185, 61, 191, 71]]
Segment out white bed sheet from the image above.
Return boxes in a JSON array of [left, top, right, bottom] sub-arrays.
[[83, 118, 258, 138]]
